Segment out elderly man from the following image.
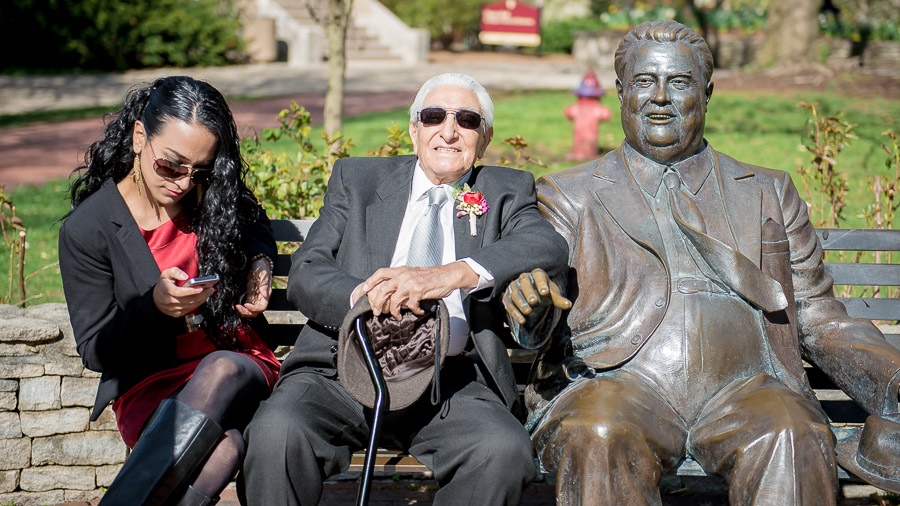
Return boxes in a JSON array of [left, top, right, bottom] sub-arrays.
[[504, 20, 900, 505], [240, 73, 568, 506]]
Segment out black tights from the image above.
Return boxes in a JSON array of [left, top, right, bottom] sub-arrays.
[[172, 350, 268, 498]]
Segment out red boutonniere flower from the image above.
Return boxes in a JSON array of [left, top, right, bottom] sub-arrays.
[[454, 184, 489, 236]]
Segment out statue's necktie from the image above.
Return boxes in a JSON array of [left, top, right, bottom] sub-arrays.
[[407, 186, 449, 268], [664, 170, 706, 233], [663, 169, 787, 312]]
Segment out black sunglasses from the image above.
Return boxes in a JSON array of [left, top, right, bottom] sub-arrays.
[[146, 140, 212, 184], [417, 107, 483, 130]]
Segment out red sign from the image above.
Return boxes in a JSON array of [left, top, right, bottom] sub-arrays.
[[479, 0, 541, 47]]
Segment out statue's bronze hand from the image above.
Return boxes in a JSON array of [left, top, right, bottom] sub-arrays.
[[502, 268, 571, 326]]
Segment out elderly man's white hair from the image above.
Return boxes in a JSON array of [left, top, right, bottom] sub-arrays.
[[409, 73, 494, 129]]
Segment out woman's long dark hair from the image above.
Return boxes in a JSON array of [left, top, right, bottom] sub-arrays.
[[67, 76, 257, 348]]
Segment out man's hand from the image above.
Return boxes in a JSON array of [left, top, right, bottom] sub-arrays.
[[351, 282, 368, 308], [236, 256, 273, 317], [502, 268, 571, 326], [153, 267, 216, 318], [361, 262, 478, 319]]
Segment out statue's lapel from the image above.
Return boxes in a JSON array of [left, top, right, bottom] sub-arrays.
[[593, 147, 667, 265], [714, 151, 762, 268]]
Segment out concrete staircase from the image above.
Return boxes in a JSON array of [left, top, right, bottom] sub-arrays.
[[252, 0, 429, 66]]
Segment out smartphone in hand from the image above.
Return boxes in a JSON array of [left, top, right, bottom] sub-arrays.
[[185, 274, 220, 290]]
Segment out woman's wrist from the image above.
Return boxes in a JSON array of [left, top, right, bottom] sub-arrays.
[[251, 252, 273, 272]]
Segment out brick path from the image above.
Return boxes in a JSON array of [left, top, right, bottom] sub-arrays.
[[0, 52, 591, 189], [0, 91, 415, 189]]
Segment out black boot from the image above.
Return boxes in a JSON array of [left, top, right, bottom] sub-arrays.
[[172, 485, 219, 506], [100, 398, 222, 506]]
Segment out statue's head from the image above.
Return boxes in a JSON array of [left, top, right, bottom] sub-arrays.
[[614, 20, 714, 164]]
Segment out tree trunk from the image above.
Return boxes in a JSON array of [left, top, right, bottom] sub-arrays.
[[685, 0, 724, 70], [755, 0, 821, 66], [323, 0, 352, 140]]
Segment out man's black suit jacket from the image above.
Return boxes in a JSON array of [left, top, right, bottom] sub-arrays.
[[282, 155, 568, 413]]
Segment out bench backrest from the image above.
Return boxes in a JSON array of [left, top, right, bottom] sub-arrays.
[[264, 220, 900, 424], [819, 228, 899, 328]]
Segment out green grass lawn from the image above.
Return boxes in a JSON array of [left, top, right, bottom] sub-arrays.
[[2, 88, 898, 305], [0, 105, 120, 128], [279, 88, 898, 207], [2, 179, 69, 305]]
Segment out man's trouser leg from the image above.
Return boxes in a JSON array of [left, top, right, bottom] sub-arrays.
[[403, 378, 536, 506], [240, 371, 368, 506], [532, 372, 688, 506], [690, 373, 838, 506]]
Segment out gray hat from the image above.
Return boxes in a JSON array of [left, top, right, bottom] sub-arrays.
[[835, 413, 900, 494], [338, 296, 450, 411]]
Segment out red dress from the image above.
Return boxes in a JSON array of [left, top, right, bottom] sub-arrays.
[[112, 213, 280, 448]]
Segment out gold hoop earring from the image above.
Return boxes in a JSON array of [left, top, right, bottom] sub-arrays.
[[196, 183, 203, 205], [132, 155, 142, 196]]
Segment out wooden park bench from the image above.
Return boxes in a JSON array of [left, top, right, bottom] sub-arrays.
[[263, 219, 900, 481]]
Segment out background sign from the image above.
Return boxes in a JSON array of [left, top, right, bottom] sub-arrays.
[[479, 0, 541, 47]]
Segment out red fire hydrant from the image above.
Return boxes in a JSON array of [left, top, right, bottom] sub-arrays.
[[564, 70, 612, 161]]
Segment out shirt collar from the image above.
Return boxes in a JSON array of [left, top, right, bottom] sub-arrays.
[[411, 160, 472, 202], [623, 141, 714, 198]]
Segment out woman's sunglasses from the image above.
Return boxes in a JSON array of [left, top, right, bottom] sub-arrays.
[[417, 107, 483, 130], [146, 140, 212, 184]]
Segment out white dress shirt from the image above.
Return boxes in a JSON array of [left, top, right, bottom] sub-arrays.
[[387, 162, 494, 355]]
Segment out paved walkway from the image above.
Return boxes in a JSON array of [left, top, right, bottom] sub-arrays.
[[0, 52, 600, 188], [6, 51, 897, 189], [0, 91, 416, 187]]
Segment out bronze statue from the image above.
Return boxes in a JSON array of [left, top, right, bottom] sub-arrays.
[[504, 20, 900, 505]]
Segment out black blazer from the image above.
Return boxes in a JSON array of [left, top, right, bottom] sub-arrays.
[[59, 178, 276, 420], [282, 155, 568, 413]]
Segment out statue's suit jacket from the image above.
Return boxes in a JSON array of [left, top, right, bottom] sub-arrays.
[[283, 155, 568, 414], [528, 142, 900, 424]]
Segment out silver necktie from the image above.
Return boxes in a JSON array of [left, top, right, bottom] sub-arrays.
[[407, 186, 449, 267]]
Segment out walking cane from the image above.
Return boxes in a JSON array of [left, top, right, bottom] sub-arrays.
[[353, 317, 387, 506]]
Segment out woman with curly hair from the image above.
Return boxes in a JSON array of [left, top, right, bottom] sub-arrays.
[[59, 75, 280, 506]]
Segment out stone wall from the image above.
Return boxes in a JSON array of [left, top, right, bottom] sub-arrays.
[[0, 303, 127, 506], [573, 30, 763, 70]]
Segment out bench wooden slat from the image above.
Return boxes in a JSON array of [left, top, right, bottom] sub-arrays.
[[268, 288, 294, 311], [270, 219, 313, 242], [347, 450, 431, 474], [819, 399, 870, 424], [273, 253, 292, 277], [817, 228, 900, 252], [825, 262, 900, 286], [262, 324, 303, 349], [838, 297, 900, 321]]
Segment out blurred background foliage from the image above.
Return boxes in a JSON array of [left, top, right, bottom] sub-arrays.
[[0, 0, 245, 72], [821, 0, 900, 43], [379, 0, 899, 55], [2, 0, 898, 71], [380, 0, 484, 50]]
